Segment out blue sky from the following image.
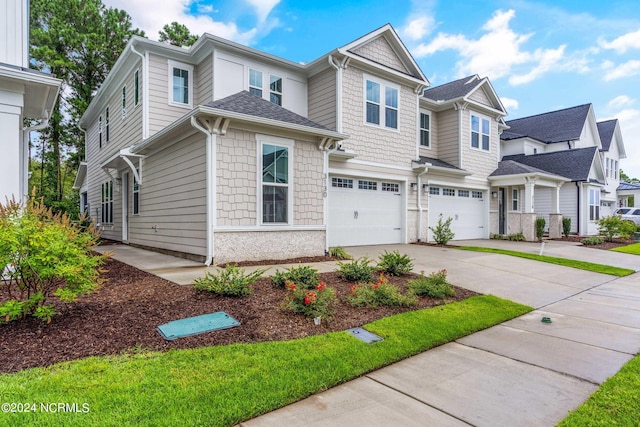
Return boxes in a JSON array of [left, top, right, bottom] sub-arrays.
[[103, 0, 640, 178]]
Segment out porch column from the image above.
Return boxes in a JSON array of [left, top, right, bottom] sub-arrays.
[[551, 184, 561, 214], [524, 179, 535, 213], [522, 178, 537, 241]]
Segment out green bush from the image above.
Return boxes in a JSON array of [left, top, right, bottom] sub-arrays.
[[283, 281, 337, 321], [507, 233, 526, 241], [336, 257, 377, 282], [581, 236, 604, 246], [194, 265, 266, 297], [346, 274, 416, 307], [271, 265, 320, 289], [328, 247, 352, 260], [598, 215, 636, 241], [0, 197, 106, 323], [535, 217, 546, 241], [408, 269, 456, 298], [491, 233, 505, 240], [429, 214, 455, 245], [376, 250, 413, 276], [562, 217, 572, 237]]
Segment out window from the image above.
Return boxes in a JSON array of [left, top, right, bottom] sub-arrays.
[[533, 148, 538, 154], [458, 190, 469, 197], [358, 180, 377, 190], [332, 177, 353, 188], [429, 187, 440, 195], [81, 192, 88, 214], [589, 189, 600, 221], [443, 188, 455, 196], [98, 116, 103, 148], [134, 69, 139, 106], [261, 140, 291, 224], [121, 86, 126, 118], [512, 189, 519, 211], [101, 181, 113, 224], [471, 114, 490, 151], [606, 158, 610, 178], [270, 75, 282, 106], [133, 171, 140, 215], [249, 69, 263, 97], [472, 191, 483, 199], [365, 77, 399, 129], [105, 107, 110, 142], [419, 111, 430, 147], [382, 182, 399, 192], [614, 160, 618, 179], [168, 60, 193, 107]]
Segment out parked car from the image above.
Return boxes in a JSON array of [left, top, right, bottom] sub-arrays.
[[620, 208, 640, 225], [614, 208, 633, 215]]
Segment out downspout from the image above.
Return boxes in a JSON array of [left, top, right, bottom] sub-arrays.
[[130, 43, 147, 139], [575, 181, 581, 236], [321, 138, 340, 254], [416, 166, 429, 242], [191, 116, 216, 266], [22, 119, 50, 198], [328, 54, 349, 133]]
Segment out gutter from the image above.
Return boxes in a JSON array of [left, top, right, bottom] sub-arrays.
[[575, 181, 581, 236], [328, 54, 349, 133], [320, 138, 340, 253], [416, 166, 429, 242], [130, 43, 148, 139]]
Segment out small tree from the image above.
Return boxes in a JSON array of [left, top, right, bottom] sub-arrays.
[[535, 217, 546, 241], [598, 215, 636, 242], [0, 196, 106, 323], [429, 214, 455, 245], [562, 217, 571, 238]]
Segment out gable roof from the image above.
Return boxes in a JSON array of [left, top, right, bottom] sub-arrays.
[[501, 147, 599, 181], [490, 160, 558, 177], [502, 104, 591, 143], [421, 75, 507, 116], [597, 119, 617, 151]]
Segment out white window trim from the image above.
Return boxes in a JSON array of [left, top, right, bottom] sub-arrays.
[[167, 59, 193, 109], [470, 112, 491, 152], [249, 68, 263, 98], [257, 134, 294, 226], [269, 74, 283, 106], [121, 85, 126, 119], [363, 73, 400, 131], [511, 189, 519, 212], [134, 68, 140, 108], [418, 109, 431, 149], [589, 188, 600, 221]]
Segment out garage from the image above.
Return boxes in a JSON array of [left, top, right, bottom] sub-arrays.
[[428, 186, 487, 240], [328, 176, 404, 247]]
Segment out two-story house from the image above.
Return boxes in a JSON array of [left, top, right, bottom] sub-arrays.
[[0, 0, 60, 201]]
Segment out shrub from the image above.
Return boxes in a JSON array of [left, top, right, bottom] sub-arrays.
[[408, 269, 456, 299], [271, 265, 320, 289], [336, 257, 377, 282], [507, 233, 526, 241], [562, 217, 572, 238], [598, 215, 636, 241], [491, 234, 505, 240], [346, 274, 416, 307], [283, 281, 337, 321], [0, 197, 106, 323], [535, 217, 546, 241], [429, 214, 455, 245], [328, 247, 352, 260], [581, 236, 604, 246], [377, 250, 413, 276], [194, 265, 266, 297]]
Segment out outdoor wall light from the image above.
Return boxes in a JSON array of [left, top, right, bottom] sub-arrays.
[[422, 183, 429, 191], [410, 182, 418, 190], [491, 191, 498, 198]]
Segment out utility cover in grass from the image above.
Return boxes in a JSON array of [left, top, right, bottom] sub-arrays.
[[157, 312, 240, 340], [346, 327, 383, 344]]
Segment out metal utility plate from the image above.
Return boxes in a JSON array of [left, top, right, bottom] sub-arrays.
[[346, 327, 384, 344], [157, 311, 240, 341]]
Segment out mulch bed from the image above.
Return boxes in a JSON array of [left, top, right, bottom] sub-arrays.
[[548, 236, 631, 250], [0, 258, 477, 374]]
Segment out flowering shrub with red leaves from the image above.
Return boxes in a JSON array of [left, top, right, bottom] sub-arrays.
[[283, 280, 337, 321], [346, 274, 416, 308]]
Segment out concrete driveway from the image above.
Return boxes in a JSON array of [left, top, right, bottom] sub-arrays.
[[240, 242, 640, 427]]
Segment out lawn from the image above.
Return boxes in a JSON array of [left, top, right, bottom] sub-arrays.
[[611, 242, 640, 255], [458, 246, 635, 277], [0, 295, 530, 427], [558, 353, 640, 426]]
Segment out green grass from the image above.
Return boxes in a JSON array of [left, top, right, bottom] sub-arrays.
[[611, 242, 640, 255], [0, 295, 530, 427], [558, 354, 640, 426], [458, 246, 635, 277]]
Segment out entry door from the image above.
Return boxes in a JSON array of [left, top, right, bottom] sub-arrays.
[[498, 188, 505, 234], [122, 173, 129, 243]]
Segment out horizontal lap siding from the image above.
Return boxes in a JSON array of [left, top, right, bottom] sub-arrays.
[[197, 54, 213, 104], [308, 68, 336, 130], [435, 109, 459, 167]]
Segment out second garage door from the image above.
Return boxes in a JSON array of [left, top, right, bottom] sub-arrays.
[[328, 176, 404, 247], [428, 186, 486, 240]]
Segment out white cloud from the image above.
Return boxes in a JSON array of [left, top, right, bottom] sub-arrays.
[[401, 15, 436, 41], [500, 97, 519, 111], [599, 28, 640, 54], [610, 108, 640, 179], [411, 9, 565, 85], [102, 0, 278, 45], [608, 95, 635, 109], [604, 60, 640, 81]]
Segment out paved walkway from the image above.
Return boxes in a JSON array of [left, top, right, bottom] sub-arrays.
[[96, 241, 640, 426]]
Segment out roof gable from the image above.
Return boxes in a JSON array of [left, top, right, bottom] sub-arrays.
[[422, 75, 506, 115], [501, 147, 599, 181], [349, 35, 410, 75], [597, 120, 616, 151], [503, 104, 591, 144]]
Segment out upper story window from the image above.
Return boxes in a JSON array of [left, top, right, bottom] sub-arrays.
[[249, 69, 263, 97], [121, 86, 126, 118], [614, 160, 618, 179], [270, 75, 282, 106], [134, 69, 140, 107], [168, 60, 193, 108], [471, 114, 490, 151], [365, 76, 399, 130], [98, 115, 103, 148], [419, 110, 430, 147], [260, 137, 293, 224], [105, 107, 110, 142]]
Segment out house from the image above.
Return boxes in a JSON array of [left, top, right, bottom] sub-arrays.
[[490, 104, 627, 237], [0, 0, 61, 202]]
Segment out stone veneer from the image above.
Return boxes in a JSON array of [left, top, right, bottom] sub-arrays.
[[548, 214, 563, 239]]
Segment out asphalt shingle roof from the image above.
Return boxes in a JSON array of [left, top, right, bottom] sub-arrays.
[[502, 104, 591, 144], [597, 119, 617, 151], [204, 91, 331, 131], [422, 75, 480, 102], [500, 146, 598, 181], [417, 156, 462, 170], [489, 160, 557, 177]]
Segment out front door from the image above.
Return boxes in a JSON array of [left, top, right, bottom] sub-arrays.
[[122, 172, 129, 243], [498, 188, 506, 234]]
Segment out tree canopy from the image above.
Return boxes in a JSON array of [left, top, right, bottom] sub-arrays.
[[159, 21, 199, 47]]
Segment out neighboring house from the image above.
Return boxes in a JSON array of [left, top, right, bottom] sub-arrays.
[[617, 181, 640, 208], [0, 0, 61, 202], [490, 104, 627, 237]]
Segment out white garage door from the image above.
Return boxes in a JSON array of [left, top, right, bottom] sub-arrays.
[[328, 176, 403, 247], [428, 187, 486, 240]]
